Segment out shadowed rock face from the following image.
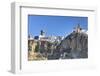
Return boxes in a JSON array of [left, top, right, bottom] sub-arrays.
[[51, 32, 88, 59]]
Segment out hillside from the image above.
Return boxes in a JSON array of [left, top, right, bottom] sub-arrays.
[[55, 31, 88, 59]]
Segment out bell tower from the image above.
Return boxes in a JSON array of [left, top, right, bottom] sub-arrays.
[[40, 30, 45, 36]]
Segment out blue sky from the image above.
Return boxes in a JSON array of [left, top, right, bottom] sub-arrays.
[[28, 15, 88, 36]]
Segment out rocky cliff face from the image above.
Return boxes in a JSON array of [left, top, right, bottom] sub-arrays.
[[56, 31, 88, 59], [48, 31, 88, 60]]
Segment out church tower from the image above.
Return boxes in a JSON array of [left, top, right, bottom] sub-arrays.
[[39, 30, 45, 40], [40, 30, 45, 36], [74, 24, 82, 33]]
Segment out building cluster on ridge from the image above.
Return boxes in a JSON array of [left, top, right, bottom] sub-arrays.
[[28, 29, 64, 54]]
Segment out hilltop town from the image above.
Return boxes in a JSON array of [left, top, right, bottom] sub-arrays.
[[28, 24, 88, 60]]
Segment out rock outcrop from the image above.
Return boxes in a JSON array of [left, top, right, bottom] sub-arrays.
[[56, 31, 88, 59]]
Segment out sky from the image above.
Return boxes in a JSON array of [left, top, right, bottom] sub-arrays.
[[28, 15, 88, 37]]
